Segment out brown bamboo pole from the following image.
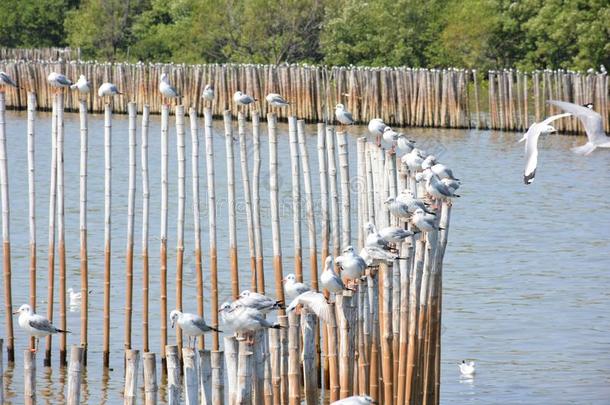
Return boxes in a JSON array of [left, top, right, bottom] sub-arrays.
[[44, 94, 57, 367], [211, 349, 225, 405], [125, 102, 137, 353], [279, 314, 289, 405], [142, 105, 151, 352], [124, 349, 140, 405], [27, 92, 36, 352], [175, 104, 186, 351], [24, 350, 36, 404], [287, 116, 303, 282], [337, 293, 356, 399], [204, 107, 220, 351], [102, 102, 112, 367], [252, 112, 265, 294], [67, 346, 84, 405], [405, 237, 424, 403], [57, 92, 67, 366], [0, 91, 13, 363], [224, 110, 239, 298], [368, 270, 380, 401], [143, 352, 158, 405], [199, 349, 212, 404], [327, 303, 340, 402], [336, 131, 350, 249], [238, 112, 257, 291], [287, 312, 301, 405], [77, 99, 89, 363], [301, 312, 318, 404], [269, 328, 281, 405], [379, 263, 393, 405], [160, 104, 169, 367], [0, 339, 3, 402]]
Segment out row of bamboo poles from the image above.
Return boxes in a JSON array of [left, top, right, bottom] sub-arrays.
[[1, 59, 607, 133], [0, 48, 77, 61], [0, 88, 451, 403]]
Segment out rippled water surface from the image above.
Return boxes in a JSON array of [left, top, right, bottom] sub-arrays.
[[0, 110, 609, 404]]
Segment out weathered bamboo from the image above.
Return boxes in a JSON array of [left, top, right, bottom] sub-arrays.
[[142, 105, 151, 352], [26, 93, 36, 352], [225, 336, 239, 405], [326, 127, 340, 257], [166, 345, 181, 405], [337, 293, 356, 399], [405, 237, 424, 403], [301, 312, 318, 404], [287, 312, 301, 405], [24, 350, 35, 404], [124, 349, 140, 405], [143, 352, 158, 405], [288, 116, 303, 281], [279, 315, 289, 405], [182, 348, 199, 405], [368, 272, 380, 401], [44, 94, 57, 367], [67, 346, 84, 405], [160, 104, 169, 365], [225, 110, 240, 298], [269, 328, 281, 405], [0, 339, 3, 403], [57, 92, 67, 366], [199, 350, 212, 405], [102, 102, 112, 367], [125, 102, 137, 352], [336, 131, 351, 249], [211, 350, 225, 405], [251, 331, 266, 405], [238, 112, 257, 291], [379, 263, 393, 405], [251, 112, 265, 294], [204, 107, 220, 351], [175, 105, 186, 351], [236, 341, 253, 405], [327, 303, 340, 402]]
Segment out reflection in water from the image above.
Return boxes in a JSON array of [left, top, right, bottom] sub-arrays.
[[40, 367, 54, 404], [3, 362, 15, 404], [100, 367, 110, 405]]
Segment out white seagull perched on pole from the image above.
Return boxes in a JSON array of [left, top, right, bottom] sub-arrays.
[[219, 302, 282, 343], [47, 72, 72, 93], [402, 148, 426, 172], [287, 291, 334, 324], [547, 100, 610, 156], [170, 309, 220, 347], [202, 84, 214, 102], [368, 118, 386, 145], [411, 208, 439, 232], [235, 290, 284, 314], [233, 91, 257, 106], [282, 273, 311, 301], [396, 190, 436, 215], [335, 103, 354, 127], [159, 72, 179, 102], [378, 226, 416, 244], [335, 246, 367, 281], [320, 256, 352, 295], [70, 74, 91, 94], [518, 110, 571, 184], [97, 82, 122, 98], [0, 71, 19, 90], [396, 134, 416, 153], [331, 395, 377, 405], [265, 93, 290, 107], [14, 304, 70, 351]]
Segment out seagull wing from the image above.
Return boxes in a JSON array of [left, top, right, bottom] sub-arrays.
[[0, 72, 17, 87], [548, 100, 606, 144], [57, 75, 72, 86], [192, 316, 217, 333], [29, 315, 60, 333], [523, 125, 541, 184]]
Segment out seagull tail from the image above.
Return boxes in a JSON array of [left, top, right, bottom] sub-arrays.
[[57, 328, 71, 334], [523, 169, 536, 185], [571, 142, 596, 156], [210, 326, 223, 333], [70, 84, 77, 90], [270, 323, 284, 329]]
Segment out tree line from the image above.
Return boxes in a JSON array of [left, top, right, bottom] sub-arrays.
[[1, 0, 608, 71]]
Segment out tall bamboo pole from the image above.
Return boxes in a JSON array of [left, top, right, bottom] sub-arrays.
[[78, 99, 89, 363], [189, 107, 204, 350], [160, 104, 169, 366], [102, 102, 112, 367], [141, 105, 150, 352], [287, 313, 301, 405], [238, 112, 257, 291], [204, 108, 220, 351], [288, 116, 303, 281], [124, 102, 137, 353], [317, 123, 329, 391], [44, 95, 58, 367], [27, 93, 37, 352], [224, 110, 239, 298], [175, 105, 186, 351], [252, 112, 265, 294], [326, 127, 340, 257], [0, 91, 14, 362], [57, 92, 67, 366], [336, 131, 350, 249]]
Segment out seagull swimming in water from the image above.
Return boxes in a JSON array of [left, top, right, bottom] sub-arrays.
[[170, 309, 220, 347], [14, 304, 70, 351], [459, 360, 476, 377]]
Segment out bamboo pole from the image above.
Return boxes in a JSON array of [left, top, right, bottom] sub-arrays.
[[336, 131, 351, 248], [287, 312, 301, 405], [225, 336, 239, 405], [27, 92, 36, 352], [269, 328, 281, 405], [337, 293, 356, 399], [160, 104, 169, 366], [77, 99, 89, 363], [204, 107, 220, 350], [143, 352, 158, 405], [326, 127, 340, 257], [251, 331, 266, 405], [368, 272, 380, 401], [166, 345, 181, 405], [142, 105, 151, 352], [252, 112, 265, 294], [211, 349, 225, 405], [301, 312, 318, 404], [190, 107, 204, 349], [236, 341, 253, 405], [288, 116, 303, 281], [124, 349, 140, 405], [238, 112, 257, 291], [24, 350, 36, 404], [0, 339, 3, 403], [183, 348, 199, 405], [102, 102, 112, 367], [57, 92, 67, 366], [125, 102, 137, 352], [379, 263, 393, 405], [327, 304, 340, 402], [44, 94, 57, 367], [175, 105, 186, 351], [199, 350, 212, 405], [279, 315, 289, 405], [224, 110, 239, 298]]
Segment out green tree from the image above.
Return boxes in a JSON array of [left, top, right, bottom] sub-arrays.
[[0, 0, 70, 48]]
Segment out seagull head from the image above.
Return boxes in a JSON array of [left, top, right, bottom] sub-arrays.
[[541, 124, 557, 134], [383, 197, 395, 205], [324, 255, 334, 271], [335, 103, 345, 110], [582, 102, 594, 109], [169, 310, 182, 328], [361, 395, 377, 404], [218, 302, 234, 313], [204, 84, 213, 91], [239, 290, 251, 298], [365, 222, 377, 233], [342, 245, 354, 254], [160, 72, 169, 82], [282, 274, 296, 284], [13, 304, 31, 315]]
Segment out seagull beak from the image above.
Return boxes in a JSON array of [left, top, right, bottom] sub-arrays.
[[170, 319, 175, 328], [12, 310, 19, 315]]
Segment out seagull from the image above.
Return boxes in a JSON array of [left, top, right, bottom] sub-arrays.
[[331, 395, 377, 404], [233, 91, 257, 106], [335, 103, 354, 126], [411, 208, 439, 232], [518, 111, 571, 184], [422, 157, 459, 181], [97, 82, 121, 98], [382, 127, 401, 149], [0, 71, 19, 90], [14, 304, 70, 351], [402, 148, 426, 172], [396, 190, 436, 215], [423, 171, 460, 199], [235, 290, 284, 314], [170, 309, 220, 347], [320, 256, 352, 294], [441, 178, 461, 193], [67, 288, 82, 305], [219, 303, 281, 343], [159, 73, 179, 101], [202, 84, 214, 102], [70, 75, 90, 94], [265, 93, 290, 107], [47, 72, 72, 93], [378, 226, 416, 244], [360, 246, 397, 265], [335, 246, 367, 281], [287, 291, 333, 324], [384, 196, 413, 219], [368, 118, 387, 145], [547, 100, 610, 156], [459, 360, 476, 377], [365, 222, 390, 250], [421, 155, 437, 170], [396, 135, 416, 153], [282, 274, 310, 301]]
